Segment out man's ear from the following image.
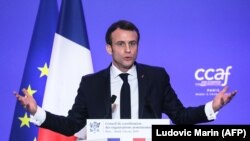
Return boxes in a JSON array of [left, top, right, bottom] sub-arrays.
[[106, 44, 112, 55]]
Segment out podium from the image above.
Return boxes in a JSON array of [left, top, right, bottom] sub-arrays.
[[85, 119, 170, 141]]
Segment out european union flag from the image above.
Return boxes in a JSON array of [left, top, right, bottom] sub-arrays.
[[9, 0, 58, 140]]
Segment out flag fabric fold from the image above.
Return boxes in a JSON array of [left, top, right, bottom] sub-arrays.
[[38, 0, 93, 140], [10, 0, 93, 140]]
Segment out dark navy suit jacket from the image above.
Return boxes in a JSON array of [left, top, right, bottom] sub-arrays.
[[41, 63, 210, 136]]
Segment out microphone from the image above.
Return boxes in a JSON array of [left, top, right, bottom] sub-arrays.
[[104, 95, 117, 118], [111, 95, 117, 113], [111, 95, 117, 104]]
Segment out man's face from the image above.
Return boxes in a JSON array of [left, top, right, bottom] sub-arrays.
[[106, 28, 138, 72]]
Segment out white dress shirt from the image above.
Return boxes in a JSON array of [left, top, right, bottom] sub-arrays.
[[110, 64, 138, 119]]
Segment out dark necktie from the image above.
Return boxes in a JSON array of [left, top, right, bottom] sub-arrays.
[[119, 73, 131, 119]]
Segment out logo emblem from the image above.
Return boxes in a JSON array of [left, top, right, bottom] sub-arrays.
[[89, 121, 101, 133], [194, 66, 232, 87]]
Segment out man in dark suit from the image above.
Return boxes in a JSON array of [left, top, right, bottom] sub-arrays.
[[15, 20, 237, 136]]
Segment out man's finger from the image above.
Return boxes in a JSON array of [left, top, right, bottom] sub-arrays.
[[13, 91, 20, 97], [232, 90, 237, 96], [13, 91, 29, 110], [14, 92, 22, 100], [229, 90, 237, 99], [221, 86, 229, 93], [220, 97, 225, 106], [22, 88, 30, 97]]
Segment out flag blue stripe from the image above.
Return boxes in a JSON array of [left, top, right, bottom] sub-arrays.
[[9, 0, 58, 140], [108, 138, 120, 141], [57, 0, 90, 49]]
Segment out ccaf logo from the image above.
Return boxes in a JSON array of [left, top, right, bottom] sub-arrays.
[[194, 66, 232, 87]]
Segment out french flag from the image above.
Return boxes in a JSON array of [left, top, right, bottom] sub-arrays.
[[9, 0, 93, 140], [39, 0, 93, 140]]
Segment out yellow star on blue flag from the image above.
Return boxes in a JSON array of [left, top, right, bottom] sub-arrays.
[[27, 85, 37, 96], [18, 113, 30, 128], [38, 63, 49, 77]]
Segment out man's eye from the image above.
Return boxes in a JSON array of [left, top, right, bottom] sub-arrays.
[[129, 41, 137, 47], [116, 42, 125, 47], [118, 43, 124, 46], [130, 42, 137, 46]]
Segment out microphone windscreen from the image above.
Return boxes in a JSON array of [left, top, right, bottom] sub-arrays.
[[111, 95, 117, 104]]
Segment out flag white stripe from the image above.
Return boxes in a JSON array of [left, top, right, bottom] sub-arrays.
[[43, 33, 93, 114]]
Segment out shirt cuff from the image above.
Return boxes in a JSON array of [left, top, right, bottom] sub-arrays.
[[30, 106, 46, 126], [205, 101, 219, 120]]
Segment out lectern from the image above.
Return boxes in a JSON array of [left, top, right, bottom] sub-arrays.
[[86, 119, 170, 141]]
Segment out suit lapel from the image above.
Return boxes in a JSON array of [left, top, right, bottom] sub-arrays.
[[136, 64, 148, 118], [102, 65, 112, 118]]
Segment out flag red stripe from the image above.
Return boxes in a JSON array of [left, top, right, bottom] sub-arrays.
[[38, 128, 77, 141]]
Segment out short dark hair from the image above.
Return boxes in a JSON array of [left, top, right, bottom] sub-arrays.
[[105, 20, 140, 45]]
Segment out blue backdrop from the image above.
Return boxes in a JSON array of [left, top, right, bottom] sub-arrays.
[[1, 0, 250, 141]]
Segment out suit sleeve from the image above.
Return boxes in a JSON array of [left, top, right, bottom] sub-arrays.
[[161, 69, 210, 124]]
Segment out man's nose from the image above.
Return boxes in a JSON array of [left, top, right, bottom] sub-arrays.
[[125, 44, 131, 53]]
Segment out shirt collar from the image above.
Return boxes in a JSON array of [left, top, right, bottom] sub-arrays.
[[110, 63, 137, 78]]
